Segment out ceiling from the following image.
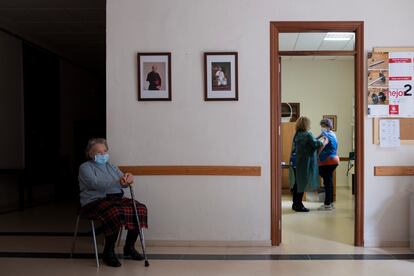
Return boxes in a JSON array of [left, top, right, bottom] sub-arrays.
[[0, 0, 105, 75], [279, 32, 355, 61]]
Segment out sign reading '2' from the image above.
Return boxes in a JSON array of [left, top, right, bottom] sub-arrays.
[[368, 51, 414, 117]]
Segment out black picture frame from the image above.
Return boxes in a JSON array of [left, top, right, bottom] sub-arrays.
[[137, 52, 172, 101]]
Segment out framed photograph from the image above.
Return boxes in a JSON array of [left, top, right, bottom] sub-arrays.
[[204, 52, 238, 101], [323, 115, 337, 131], [137, 52, 171, 101]]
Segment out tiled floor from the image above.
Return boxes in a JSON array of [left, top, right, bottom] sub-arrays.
[[281, 186, 357, 254], [0, 200, 89, 234], [1, 187, 414, 275], [1, 257, 414, 276]]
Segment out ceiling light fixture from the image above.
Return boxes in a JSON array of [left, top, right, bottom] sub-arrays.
[[324, 32, 354, 41]]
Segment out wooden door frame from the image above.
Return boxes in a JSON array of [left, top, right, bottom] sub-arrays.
[[270, 21, 364, 246]]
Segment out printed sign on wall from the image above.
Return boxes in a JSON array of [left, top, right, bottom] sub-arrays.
[[368, 51, 414, 117]]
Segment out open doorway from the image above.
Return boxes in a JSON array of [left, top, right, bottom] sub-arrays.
[[281, 54, 355, 247], [270, 22, 364, 247]]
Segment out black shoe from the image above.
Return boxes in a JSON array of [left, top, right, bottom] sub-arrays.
[[123, 246, 144, 261], [293, 206, 310, 212], [103, 250, 121, 267]]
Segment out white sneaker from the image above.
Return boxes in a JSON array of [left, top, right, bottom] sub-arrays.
[[318, 204, 333, 211]]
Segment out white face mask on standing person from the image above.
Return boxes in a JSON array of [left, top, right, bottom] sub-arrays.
[[321, 127, 329, 132]]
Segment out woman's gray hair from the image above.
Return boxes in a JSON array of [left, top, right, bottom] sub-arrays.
[[320, 119, 333, 130], [85, 138, 108, 159]]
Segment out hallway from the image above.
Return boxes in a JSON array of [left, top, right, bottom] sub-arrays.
[[282, 187, 354, 251]]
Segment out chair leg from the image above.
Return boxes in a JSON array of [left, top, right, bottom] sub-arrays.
[[91, 220, 100, 268], [70, 215, 81, 258]]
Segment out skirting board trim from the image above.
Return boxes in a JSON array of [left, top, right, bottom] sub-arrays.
[[145, 240, 272, 247], [364, 240, 409, 248]]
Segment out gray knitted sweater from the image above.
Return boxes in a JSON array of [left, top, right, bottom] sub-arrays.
[[78, 160, 125, 206]]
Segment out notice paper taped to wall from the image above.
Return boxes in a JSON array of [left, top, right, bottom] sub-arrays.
[[379, 119, 400, 147], [368, 51, 414, 117]]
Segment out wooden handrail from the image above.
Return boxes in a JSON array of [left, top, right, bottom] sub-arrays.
[[374, 166, 414, 176], [118, 166, 261, 176]]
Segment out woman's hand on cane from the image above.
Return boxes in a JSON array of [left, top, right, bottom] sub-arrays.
[[120, 173, 134, 186], [125, 173, 134, 185]]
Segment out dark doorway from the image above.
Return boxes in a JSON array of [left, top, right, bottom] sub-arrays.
[[16, 43, 107, 210], [22, 43, 61, 207], [0, 1, 106, 239]]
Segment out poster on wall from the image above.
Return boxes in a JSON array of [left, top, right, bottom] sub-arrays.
[[368, 50, 414, 117], [379, 119, 400, 147]]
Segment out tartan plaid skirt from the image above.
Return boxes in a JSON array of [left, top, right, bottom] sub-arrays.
[[81, 195, 148, 236]]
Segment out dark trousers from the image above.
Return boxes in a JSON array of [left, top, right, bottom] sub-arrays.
[[319, 164, 338, 205], [104, 229, 139, 253], [292, 183, 304, 207], [104, 230, 119, 253], [291, 168, 304, 207]]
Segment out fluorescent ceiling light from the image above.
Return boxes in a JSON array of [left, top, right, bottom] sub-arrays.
[[324, 32, 354, 41]]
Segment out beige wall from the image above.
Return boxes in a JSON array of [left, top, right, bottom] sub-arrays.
[[281, 58, 354, 187], [107, 0, 414, 246]]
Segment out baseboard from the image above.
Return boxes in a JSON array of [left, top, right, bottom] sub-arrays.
[[364, 240, 409, 248], [145, 240, 272, 247], [336, 186, 351, 190]]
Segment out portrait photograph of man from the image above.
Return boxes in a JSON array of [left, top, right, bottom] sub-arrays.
[[143, 62, 166, 91]]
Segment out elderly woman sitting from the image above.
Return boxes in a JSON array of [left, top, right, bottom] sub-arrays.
[[79, 138, 148, 267]]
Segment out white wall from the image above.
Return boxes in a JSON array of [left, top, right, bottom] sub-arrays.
[[281, 58, 354, 187], [107, 0, 414, 246]]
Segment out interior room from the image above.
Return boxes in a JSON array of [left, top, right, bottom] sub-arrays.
[[280, 54, 355, 247], [278, 32, 356, 249], [1, 1, 414, 275]]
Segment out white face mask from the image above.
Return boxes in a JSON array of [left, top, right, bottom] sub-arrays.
[[321, 127, 329, 132]]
